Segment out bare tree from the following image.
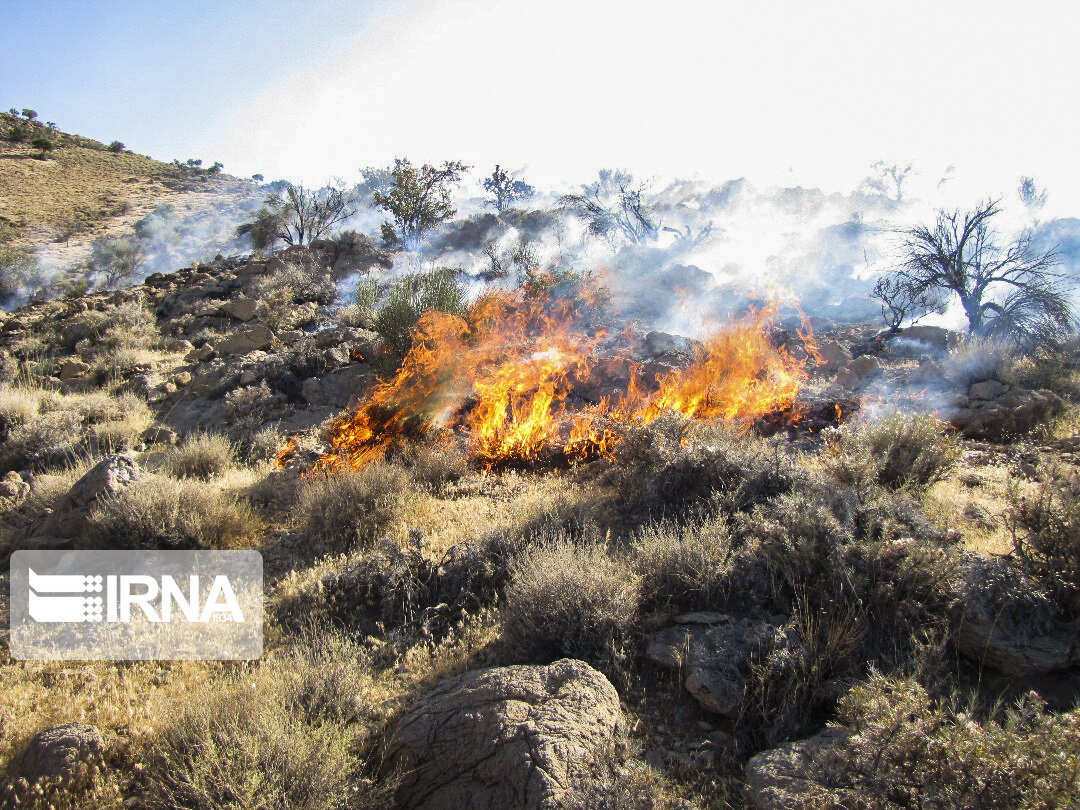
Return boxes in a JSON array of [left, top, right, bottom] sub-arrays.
[[278, 183, 355, 245], [862, 161, 913, 203], [1018, 176, 1048, 210], [880, 199, 1074, 347], [560, 169, 659, 247], [872, 274, 943, 332]]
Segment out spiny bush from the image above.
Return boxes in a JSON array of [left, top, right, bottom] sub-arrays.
[[1008, 465, 1080, 618], [297, 463, 412, 551], [373, 269, 466, 361], [251, 255, 335, 331], [162, 432, 236, 480], [631, 514, 732, 611], [502, 536, 640, 665], [145, 628, 394, 809], [600, 413, 795, 526], [85, 475, 261, 549], [822, 675, 1080, 808], [823, 413, 960, 492]]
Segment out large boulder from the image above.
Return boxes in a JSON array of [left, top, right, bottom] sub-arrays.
[[219, 297, 258, 322], [744, 727, 850, 809], [645, 613, 775, 717], [9, 723, 106, 787], [385, 659, 623, 810], [214, 324, 274, 355], [834, 355, 882, 390], [949, 384, 1063, 441]]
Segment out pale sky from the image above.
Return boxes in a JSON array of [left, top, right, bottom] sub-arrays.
[[4, 0, 1080, 206]]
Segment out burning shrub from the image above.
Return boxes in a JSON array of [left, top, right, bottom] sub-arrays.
[[1009, 465, 1080, 618], [373, 268, 466, 362], [85, 475, 261, 549], [601, 414, 795, 525], [824, 413, 959, 492], [821, 675, 1080, 808], [297, 462, 412, 551], [146, 628, 393, 809], [631, 514, 732, 611], [502, 537, 641, 666], [162, 432, 236, 480]]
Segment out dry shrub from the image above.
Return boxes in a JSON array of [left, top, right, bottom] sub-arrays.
[[502, 537, 640, 664], [395, 440, 468, 494], [821, 675, 1080, 808], [162, 432, 235, 480], [824, 413, 960, 492], [601, 413, 795, 526], [297, 463, 412, 551], [631, 514, 732, 611], [250, 255, 335, 332], [240, 424, 285, 464], [145, 628, 394, 809], [1009, 465, 1080, 618], [85, 475, 261, 549], [0, 384, 150, 471]]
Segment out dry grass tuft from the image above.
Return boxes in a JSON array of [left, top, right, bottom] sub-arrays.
[[162, 432, 235, 480], [297, 462, 413, 552]]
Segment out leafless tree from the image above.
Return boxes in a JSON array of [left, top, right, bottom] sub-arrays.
[[872, 274, 943, 332], [560, 169, 659, 247], [880, 199, 1074, 348], [278, 183, 356, 246]]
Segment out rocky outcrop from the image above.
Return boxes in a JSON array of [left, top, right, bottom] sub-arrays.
[[949, 381, 1063, 441], [9, 723, 106, 787], [213, 323, 274, 355], [744, 727, 850, 809], [645, 613, 776, 717], [385, 659, 623, 810]]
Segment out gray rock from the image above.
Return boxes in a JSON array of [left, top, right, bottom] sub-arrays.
[[814, 340, 851, 372], [58, 359, 90, 383], [185, 343, 215, 362], [949, 387, 1063, 441], [386, 659, 623, 810], [220, 297, 258, 322], [10, 723, 105, 786], [39, 454, 142, 538], [969, 379, 1010, 400], [834, 355, 881, 389], [214, 324, 274, 355], [645, 616, 775, 717], [744, 727, 850, 809]]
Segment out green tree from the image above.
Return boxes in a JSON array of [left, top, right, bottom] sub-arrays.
[[30, 137, 54, 160], [89, 235, 146, 289], [481, 164, 534, 211], [373, 158, 469, 249], [108, 141, 125, 153], [20, 108, 37, 121], [0, 245, 38, 304]]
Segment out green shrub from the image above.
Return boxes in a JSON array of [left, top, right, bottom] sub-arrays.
[[0, 245, 38, 303], [146, 628, 393, 809], [163, 432, 236, 480], [297, 463, 411, 551], [338, 278, 379, 329], [373, 269, 465, 360], [503, 537, 640, 664], [824, 413, 960, 492], [823, 675, 1080, 809], [85, 475, 261, 549]]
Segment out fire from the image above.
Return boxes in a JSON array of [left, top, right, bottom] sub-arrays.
[[312, 291, 814, 472]]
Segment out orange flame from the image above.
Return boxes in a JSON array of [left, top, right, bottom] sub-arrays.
[[312, 292, 814, 471]]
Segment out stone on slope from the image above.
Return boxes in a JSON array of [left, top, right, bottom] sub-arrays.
[[10, 723, 106, 787], [385, 659, 623, 810], [744, 727, 850, 809], [214, 323, 274, 355]]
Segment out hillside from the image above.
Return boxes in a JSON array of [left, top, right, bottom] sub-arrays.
[[0, 111, 262, 290]]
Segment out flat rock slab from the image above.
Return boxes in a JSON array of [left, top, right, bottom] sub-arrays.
[[386, 659, 622, 810], [745, 727, 850, 809]]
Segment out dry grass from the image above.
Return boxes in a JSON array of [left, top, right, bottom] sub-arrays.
[[0, 383, 151, 471], [161, 432, 236, 480], [84, 474, 262, 549], [503, 536, 641, 665], [297, 463, 413, 552]]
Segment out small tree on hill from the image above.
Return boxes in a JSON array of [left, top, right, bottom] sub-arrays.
[[373, 158, 469, 249], [89, 235, 146, 289], [21, 109, 37, 121], [108, 141, 125, 153], [30, 137, 54, 160], [482, 165, 534, 211], [878, 199, 1075, 348]]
